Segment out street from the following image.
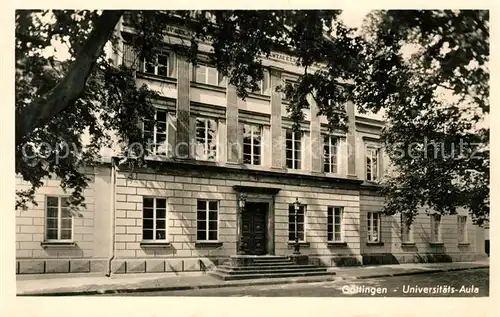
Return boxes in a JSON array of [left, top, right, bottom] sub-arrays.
[[107, 268, 488, 297]]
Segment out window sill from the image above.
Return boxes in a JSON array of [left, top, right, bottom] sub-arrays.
[[137, 72, 177, 84], [247, 92, 271, 101], [190, 81, 226, 93], [458, 242, 470, 246], [401, 242, 416, 247], [41, 241, 76, 248], [195, 241, 223, 248], [287, 242, 310, 247], [429, 242, 444, 247], [327, 241, 348, 247], [140, 241, 171, 248], [366, 242, 384, 246]]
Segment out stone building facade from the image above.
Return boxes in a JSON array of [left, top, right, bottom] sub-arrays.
[[15, 17, 487, 275]]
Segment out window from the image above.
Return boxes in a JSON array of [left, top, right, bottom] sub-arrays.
[[252, 70, 270, 95], [285, 129, 301, 169], [143, 53, 169, 77], [367, 212, 381, 242], [195, 118, 217, 161], [458, 215, 468, 243], [327, 207, 343, 242], [288, 204, 306, 242], [401, 213, 414, 243], [430, 214, 442, 243], [243, 124, 262, 165], [45, 196, 73, 241], [197, 200, 219, 241], [194, 64, 224, 86], [282, 79, 298, 100], [366, 147, 379, 181], [323, 135, 339, 174], [142, 197, 167, 241], [143, 109, 168, 156]]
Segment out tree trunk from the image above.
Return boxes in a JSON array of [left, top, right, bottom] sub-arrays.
[[15, 10, 124, 146]]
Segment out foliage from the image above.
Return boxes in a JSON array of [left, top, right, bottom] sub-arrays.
[[15, 10, 489, 225], [354, 10, 489, 225]]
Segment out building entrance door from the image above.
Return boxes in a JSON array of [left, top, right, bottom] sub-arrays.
[[241, 202, 268, 255]]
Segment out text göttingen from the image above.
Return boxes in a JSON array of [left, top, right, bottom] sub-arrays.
[[342, 285, 480, 295]]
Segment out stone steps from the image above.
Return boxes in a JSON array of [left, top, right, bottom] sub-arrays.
[[210, 255, 335, 281], [209, 270, 334, 281], [217, 263, 317, 270]]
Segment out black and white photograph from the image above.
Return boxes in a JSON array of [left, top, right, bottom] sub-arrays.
[[1, 4, 494, 317]]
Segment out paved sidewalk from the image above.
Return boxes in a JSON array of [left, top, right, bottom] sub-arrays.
[[16, 260, 489, 296]]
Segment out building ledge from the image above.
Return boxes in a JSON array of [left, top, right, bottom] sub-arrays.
[[429, 242, 444, 247], [41, 241, 76, 248], [401, 242, 416, 247], [190, 81, 226, 93], [327, 242, 348, 247], [247, 92, 271, 101], [140, 241, 171, 248], [458, 243, 471, 246], [366, 242, 384, 246], [136, 72, 177, 85], [195, 241, 223, 248], [287, 242, 310, 247]]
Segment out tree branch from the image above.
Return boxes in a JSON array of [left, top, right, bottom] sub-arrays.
[[16, 10, 124, 146]]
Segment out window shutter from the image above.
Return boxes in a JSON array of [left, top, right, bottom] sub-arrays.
[[262, 70, 269, 95], [238, 121, 244, 163], [218, 73, 227, 88], [167, 113, 177, 157], [282, 128, 286, 168], [123, 43, 139, 69], [168, 53, 176, 78], [189, 116, 196, 159]]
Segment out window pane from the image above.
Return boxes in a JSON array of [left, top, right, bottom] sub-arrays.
[[197, 220, 207, 230], [208, 230, 217, 240], [209, 211, 218, 221], [61, 208, 72, 218], [243, 153, 252, 164], [143, 208, 154, 219], [145, 60, 155, 74], [207, 67, 218, 85], [144, 198, 154, 208], [208, 201, 218, 211], [208, 221, 217, 230], [197, 230, 207, 240], [197, 200, 207, 211], [156, 220, 166, 230], [143, 219, 153, 229], [46, 229, 57, 240], [156, 209, 166, 219], [156, 198, 166, 209], [60, 230, 71, 240], [253, 154, 261, 165], [143, 229, 153, 240], [47, 196, 58, 207], [197, 209, 206, 220], [61, 219, 72, 229], [46, 218, 58, 229], [156, 230, 166, 240], [334, 231, 341, 241], [195, 66, 206, 83], [47, 207, 58, 218]]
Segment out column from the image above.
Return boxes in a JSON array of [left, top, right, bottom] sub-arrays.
[[270, 67, 283, 169], [226, 85, 239, 163], [309, 93, 322, 172], [346, 101, 357, 178], [176, 57, 190, 159]]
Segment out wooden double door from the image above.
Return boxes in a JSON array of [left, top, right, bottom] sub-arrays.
[[241, 202, 268, 255]]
